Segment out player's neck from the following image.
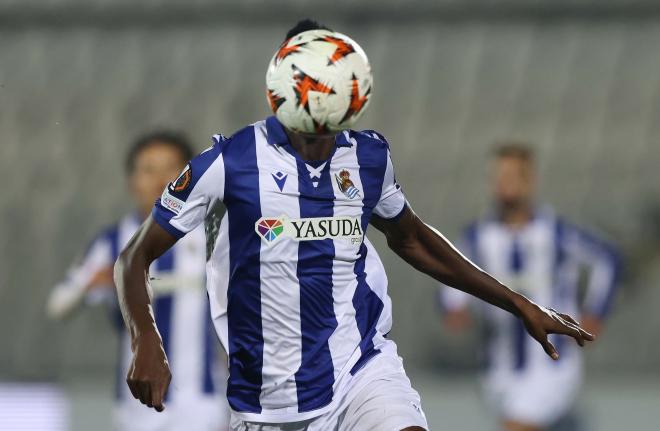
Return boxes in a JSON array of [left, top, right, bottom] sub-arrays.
[[499, 203, 534, 229], [285, 128, 336, 162]]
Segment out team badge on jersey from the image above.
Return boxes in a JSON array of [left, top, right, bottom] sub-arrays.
[[255, 215, 363, 245], [335, 169, 360, 199]]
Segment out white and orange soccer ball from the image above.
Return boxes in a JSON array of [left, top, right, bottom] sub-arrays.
[[266, 29, 373, 134]]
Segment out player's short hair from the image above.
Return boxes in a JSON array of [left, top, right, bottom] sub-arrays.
[[284, 19, 332, 40], [126, 130, 194, 173], [493, 142, 535, 165]]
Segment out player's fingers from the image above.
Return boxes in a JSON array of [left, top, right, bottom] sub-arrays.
[[540, 337, 559, 360], [143, 382, 154, 408], [151, 376, 170, 413], [580, 327, 595, 341], [555, 311, 594, 341], [151, 387, 165, 412], [126, 377, 139, 400], [133, 380, 152, 407], [558, 312, 579, 326], [552, 320, 585, 347], [573, 323, 595, 341]]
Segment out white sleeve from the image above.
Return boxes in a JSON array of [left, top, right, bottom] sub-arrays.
[[46, 230, 115, 319], [153, 135, 226, 238], [439, 286, 472, 312], [373, 150, 407, 220]]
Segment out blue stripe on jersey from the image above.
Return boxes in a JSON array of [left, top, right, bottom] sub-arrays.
[[99, 225, 126, 331], [115, 330, 127, 399], [294, 157, 338, 413], [96, 224, 129, 400], [96, 225, 126, 400], [152, 205, 186, 239], [510, 237, 528, 371], [350, 134, 388, 375], [593, 248, 621, 318], [106, 225, 120, 262], [551, 219, 566, 361], [202, 301, 216, 394], [464, 223, 480, 265], [350, 243, 383, 376], [570, 223, 621, 318], [223, 126, 264, 413], [153, 248, 175, 402]]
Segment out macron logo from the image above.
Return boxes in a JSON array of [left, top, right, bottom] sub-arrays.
[[271, 171, 288, 192], [255, 216, 363, 246]]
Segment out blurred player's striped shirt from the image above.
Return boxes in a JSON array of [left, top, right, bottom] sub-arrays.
[[56, 214, 226, 416], [152, 116, 407, 423], [440, 208, 620, 374]]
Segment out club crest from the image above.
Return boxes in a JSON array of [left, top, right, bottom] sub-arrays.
[[334, 169, 360, 199]]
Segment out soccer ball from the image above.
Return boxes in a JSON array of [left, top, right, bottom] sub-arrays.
[[266, 29, 373, 134]]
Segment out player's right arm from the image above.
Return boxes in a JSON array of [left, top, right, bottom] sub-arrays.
[[114, 134, 227, 412], [114, 217, 178, 412]]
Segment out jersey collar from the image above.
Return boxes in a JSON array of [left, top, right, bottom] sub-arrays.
[[265, 116, 353, 148]]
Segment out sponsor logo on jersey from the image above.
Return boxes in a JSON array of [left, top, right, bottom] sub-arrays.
[[335, 169, 360, 199], [255, 216, 363, 245], [271, 171, 288, 191], [160, 190, 185, 214]]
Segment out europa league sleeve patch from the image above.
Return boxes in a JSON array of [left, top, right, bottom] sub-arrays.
[[168, 163, 192, 194]]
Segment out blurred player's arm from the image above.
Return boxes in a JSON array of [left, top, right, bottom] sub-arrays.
[[563, 224, 621, 336], [371, 206, 594, 359], [438, 285, 472, 333], [436, 230, 475, 333], [46, 229, 116, 319]]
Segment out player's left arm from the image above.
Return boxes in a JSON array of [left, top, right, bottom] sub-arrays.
[[365, 133, 592, 358], [371, 207, 594, 359]]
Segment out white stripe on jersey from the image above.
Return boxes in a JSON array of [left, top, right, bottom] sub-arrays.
[[364, 241, 393, 342], [254, 121, 303, 410], [328, 145, 367, 382]]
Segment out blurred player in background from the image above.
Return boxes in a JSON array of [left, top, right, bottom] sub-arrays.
[[439, 143, 620, 431], [47, 131, 229, 431]]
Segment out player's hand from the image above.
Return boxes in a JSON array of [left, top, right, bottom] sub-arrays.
[[126, 329, 172, 412], [516, 299, 595, 360], [88, 266, 115, 288], [443, 308, 472, 333], [580, 314, 604, 338]]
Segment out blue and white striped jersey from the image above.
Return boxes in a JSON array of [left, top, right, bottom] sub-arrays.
[[153, 116, 406, 422], [440, 207, 621, 375], [57, 214, 225, 406]]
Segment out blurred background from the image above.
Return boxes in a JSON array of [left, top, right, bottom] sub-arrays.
[[2, 0, 660, 429]]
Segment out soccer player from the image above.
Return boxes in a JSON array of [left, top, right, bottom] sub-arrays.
[[439, 143, 620, 431], [47, 132, 229, 431], [114, 21, 595, 431]]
